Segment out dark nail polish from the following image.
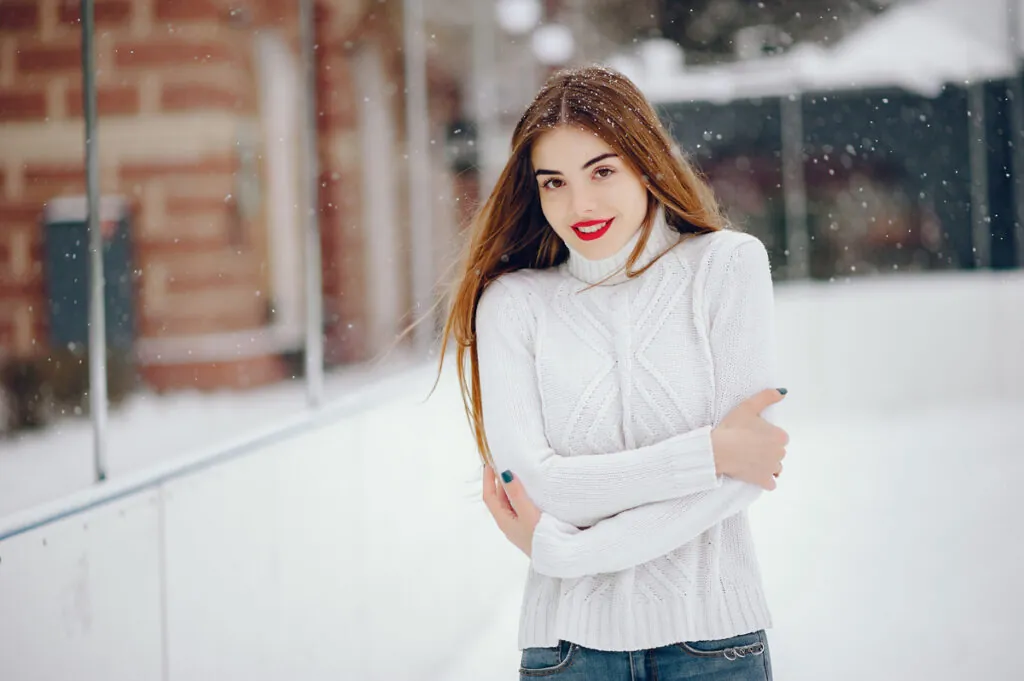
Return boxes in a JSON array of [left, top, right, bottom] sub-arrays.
[[501, 470, 514, 484], [777, 388, 788, 395]]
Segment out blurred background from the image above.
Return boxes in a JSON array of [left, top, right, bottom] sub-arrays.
[[0, 0, 1021, 679]]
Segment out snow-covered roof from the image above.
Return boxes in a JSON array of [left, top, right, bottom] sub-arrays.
[[626, 0, 1022, 104], [809, 0, 1016, 96]]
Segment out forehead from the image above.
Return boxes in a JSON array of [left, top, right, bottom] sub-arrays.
[[531, 125, 614, 169]]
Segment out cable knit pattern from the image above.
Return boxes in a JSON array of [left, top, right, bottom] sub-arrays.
[[475, 208, 779, 652]]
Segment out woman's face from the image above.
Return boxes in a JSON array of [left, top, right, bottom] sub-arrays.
[[531, 125, 649, 261]]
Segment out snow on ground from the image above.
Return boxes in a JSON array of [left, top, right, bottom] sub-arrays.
[[442, 399, 1024, 681], [0, 349, 421, 517], [2, 355, 1022, 681]]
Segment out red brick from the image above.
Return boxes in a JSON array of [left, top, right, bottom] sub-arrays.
[[312, 1, 331, 26], [249, 0, 297, 28], [0, 90, 47, 121], [138, 236, 233, 256], [0, 229, 42, 255], [0, 241, 41, 264], [0, 202, 43, 223], [0, 293, 43, 311], [114, 41, 239, 69], [58, 0, 133, 26], [0, 279, 42, 298], [119, 156, 238, 182], [66, 85, 140, 116], [24, 165, 86, 185], [22, 165, 87, 202], [139, 355, 286, 392], [138, 307, 264, 337], [0, 3, 40, 31], [165, 195, 234, 215], [165, 269, 259, 294], [160, 82, 245, 113], [316, 72, 358, 130], [0, 294, 44, 349], [16, 44, 82, 73], [316, 105, 357, 132], [0, 325, 46, 357], [21, 183, 87, 205], [153, 0, 223, 23], [163, 173, 236, 194]]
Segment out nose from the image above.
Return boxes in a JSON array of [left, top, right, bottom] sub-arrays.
[[570, 183, 597, 218]]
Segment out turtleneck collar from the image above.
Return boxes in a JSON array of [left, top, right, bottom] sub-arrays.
[[565, 206, 680, 286]]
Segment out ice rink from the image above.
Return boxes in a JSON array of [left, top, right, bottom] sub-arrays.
[[3, 359, 1022, 680], [444, 399, 1024, 680]]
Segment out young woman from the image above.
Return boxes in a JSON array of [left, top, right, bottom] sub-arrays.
[[438, 65, 789, 680]]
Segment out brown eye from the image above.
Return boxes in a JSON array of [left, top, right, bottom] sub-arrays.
[[541, 178, 564, 190], [594, 167, 615, 179]]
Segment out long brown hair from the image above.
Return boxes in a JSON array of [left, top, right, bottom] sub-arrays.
[[436, 65, 726, 466]]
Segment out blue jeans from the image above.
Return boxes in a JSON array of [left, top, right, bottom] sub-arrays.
[[519, 630, 772, 680]]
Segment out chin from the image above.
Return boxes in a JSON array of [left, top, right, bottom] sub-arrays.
[[583, 246, 615, 260], [578, 237, 629, 260]]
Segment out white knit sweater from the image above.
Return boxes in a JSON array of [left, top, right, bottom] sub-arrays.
[[475, 208, 779, 652]]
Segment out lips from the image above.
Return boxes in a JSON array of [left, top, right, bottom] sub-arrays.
[[571, 218, 613, 242]]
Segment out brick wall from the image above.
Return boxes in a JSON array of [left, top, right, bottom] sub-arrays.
[[0, 0, 463, 389], [315, 2, 386, 364], [311, 0, 463, 364], [0, 0, 278, 388]]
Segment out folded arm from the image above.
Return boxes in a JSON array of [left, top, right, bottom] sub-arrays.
[[475, 279, 723, 529], [528, 235, 782, 578]]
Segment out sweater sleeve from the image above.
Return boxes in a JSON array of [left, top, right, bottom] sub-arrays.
[[529, 235, 780, 578], [475, 277, 723, 529]]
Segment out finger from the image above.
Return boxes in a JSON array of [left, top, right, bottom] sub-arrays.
[[494, 476, 516, 517], [482, 467, 512, 520], [500, 470, 541, 522], [499, 470, 524, 515], [745, 387, 787, 415]]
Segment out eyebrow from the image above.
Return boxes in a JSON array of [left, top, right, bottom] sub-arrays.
[[534, 152, 619, 177]]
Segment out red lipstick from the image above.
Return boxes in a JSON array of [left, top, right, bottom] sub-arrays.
[[571, 218, 613, 241]]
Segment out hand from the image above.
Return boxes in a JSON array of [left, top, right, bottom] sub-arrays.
[[711, 388, 790, 491], [481, 466, 541, 558]]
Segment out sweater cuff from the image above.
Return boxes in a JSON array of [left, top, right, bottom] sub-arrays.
[[530, 512, 579, 577], [662, 425, 722, 494]]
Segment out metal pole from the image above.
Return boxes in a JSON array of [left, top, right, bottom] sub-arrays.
[[82, 0, 108, 482], [1008, 0, 1024, 267], [780, 93, 810, 279], [472, 0, 502, 194], [967, 82, 990, 268], [299, 0, 324, 406], [403, 0, 435, 353]]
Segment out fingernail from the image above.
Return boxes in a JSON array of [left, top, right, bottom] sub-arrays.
[[777, 388, 788, 395], [501, 470, 514, 484]]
